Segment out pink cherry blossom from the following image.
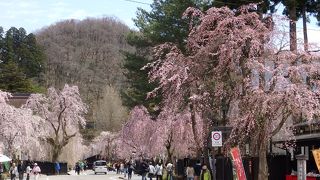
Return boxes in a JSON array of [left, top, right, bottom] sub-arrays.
[[24, 84, 88, 161], [0, 91, 43, 158], [145, 4, 320, 179]]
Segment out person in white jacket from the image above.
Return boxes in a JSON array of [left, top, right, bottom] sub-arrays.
[[148, 162, 156, 180], [10, 163, 18, 180], [155, 163, 163, 180]]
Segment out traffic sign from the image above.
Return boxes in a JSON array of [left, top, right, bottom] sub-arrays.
[[212, 131, 222, 147]]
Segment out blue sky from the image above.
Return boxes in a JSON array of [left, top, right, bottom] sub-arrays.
[[0, 0, 319, 47], [0, 0, 152, 33]]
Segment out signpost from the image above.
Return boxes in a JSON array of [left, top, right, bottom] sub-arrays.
[[211, 131, 222, 147]]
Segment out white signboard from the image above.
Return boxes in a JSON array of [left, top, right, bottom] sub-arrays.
[[211, 131, 222, 147]]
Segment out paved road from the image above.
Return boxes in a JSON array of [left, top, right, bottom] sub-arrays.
[[19, 171, 141, 180]]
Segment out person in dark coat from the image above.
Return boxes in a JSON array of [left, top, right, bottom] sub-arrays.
[[141, 160, 149, 180], [193, 160, 202, 180], [75, 163, 81, 175], [127, 161, 134, 180], [17, 161, 25, 180]]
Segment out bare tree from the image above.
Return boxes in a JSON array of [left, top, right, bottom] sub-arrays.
[[36, 17, 133, 133]]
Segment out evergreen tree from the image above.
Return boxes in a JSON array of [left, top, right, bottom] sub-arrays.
[[272, 0, 320, 52], [0, 27, 4, 62], [0, 27, 45, 93], [0, 60, 34, 93]]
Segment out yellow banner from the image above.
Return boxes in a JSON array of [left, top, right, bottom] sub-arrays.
[[312, 149, 320, 172]]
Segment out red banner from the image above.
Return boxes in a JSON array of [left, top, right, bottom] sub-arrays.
[[230, 147, 247, 180]]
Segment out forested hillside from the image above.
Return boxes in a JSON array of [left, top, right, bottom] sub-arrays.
[[36, 17, 133, 137]]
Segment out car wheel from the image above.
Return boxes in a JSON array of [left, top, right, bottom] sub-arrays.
[[95, 172, 97, 174], [105, 172, 107, 174]]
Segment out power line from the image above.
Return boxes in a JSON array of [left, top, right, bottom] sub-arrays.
[[122, 0, 151, 5]]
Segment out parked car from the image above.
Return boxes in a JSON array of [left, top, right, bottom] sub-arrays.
[[93, 160, 108, 174]]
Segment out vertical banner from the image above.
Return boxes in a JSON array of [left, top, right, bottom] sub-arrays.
[[312, 149, 320, 172], [230, 147, 247, 180]]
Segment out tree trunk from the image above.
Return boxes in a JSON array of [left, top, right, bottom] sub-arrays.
[[166, 146, 173, 164], [52, 144, 63, 162], [302, 5, 308, 52], [258, 137, 268, 180], [258, 144, 268, 180], [289, 0, 297, 52], [190, 103, 202, 157]]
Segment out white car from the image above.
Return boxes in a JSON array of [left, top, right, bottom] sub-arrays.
[[93, 160, 108, 174]]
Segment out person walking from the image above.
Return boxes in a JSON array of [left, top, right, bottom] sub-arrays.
[[194, 160, 201, 180], [120, 162, 124, 174], [79, 161, 84, 174], [26, 164, 31, 180], [0, 162, 4, 180], [115, 162, 120, 174], [127, 161, 133, 180], [32, 163, 41, 180], [155, 163, 163, 180], [54, 162, 60, 175], [200, 165, 211, 180], [186, 163, 195, 180], [166, 162, 174, 180], [124, 161, 129, 178], [141, 160, 149, 180], [148, 162, 156, 180], [17, 161, 25, 180], [75, 163, 80, 175], [10, 163, 18, 180]]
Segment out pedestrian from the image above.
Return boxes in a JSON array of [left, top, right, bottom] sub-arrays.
[[155, 162, 163, 180], [32, 163, 41, 180], [10, 163, 18, 180], [17, 161, 25, 180], [148, 162, 155, 180], [120, 162, 124, 174], [26, 164, 31, 180], [0, 162, 4, 180], [127, 161, 134, 180], [115, 162, 120, 174], [200, 165, 211, 180], [75, 162, 80, 175], [84, 161, 88, 171], [55, 162, 60, 175], [193, 160, 201, 180], [124, 161, 128, 178], [141, 160, 149, 180], [166, 162, 174, 180], [79, 161, 84, 174], [186, 163, 195, 180]]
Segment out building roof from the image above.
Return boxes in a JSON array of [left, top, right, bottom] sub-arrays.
[[8, 93, 31, 108]]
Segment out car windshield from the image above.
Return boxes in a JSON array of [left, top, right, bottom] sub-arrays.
[[95, 161, 106, 166]]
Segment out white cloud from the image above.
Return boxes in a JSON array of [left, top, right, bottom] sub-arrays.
[[67, 10, 91, 20]]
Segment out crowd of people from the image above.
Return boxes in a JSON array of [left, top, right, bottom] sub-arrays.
[[134, 159, 211, 180], [111, 160, 134, 179], [0, 158, 212, 180], [0, 161, 41, 180], [74, 161, 87, 175], [133, 159, 175, 180]]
